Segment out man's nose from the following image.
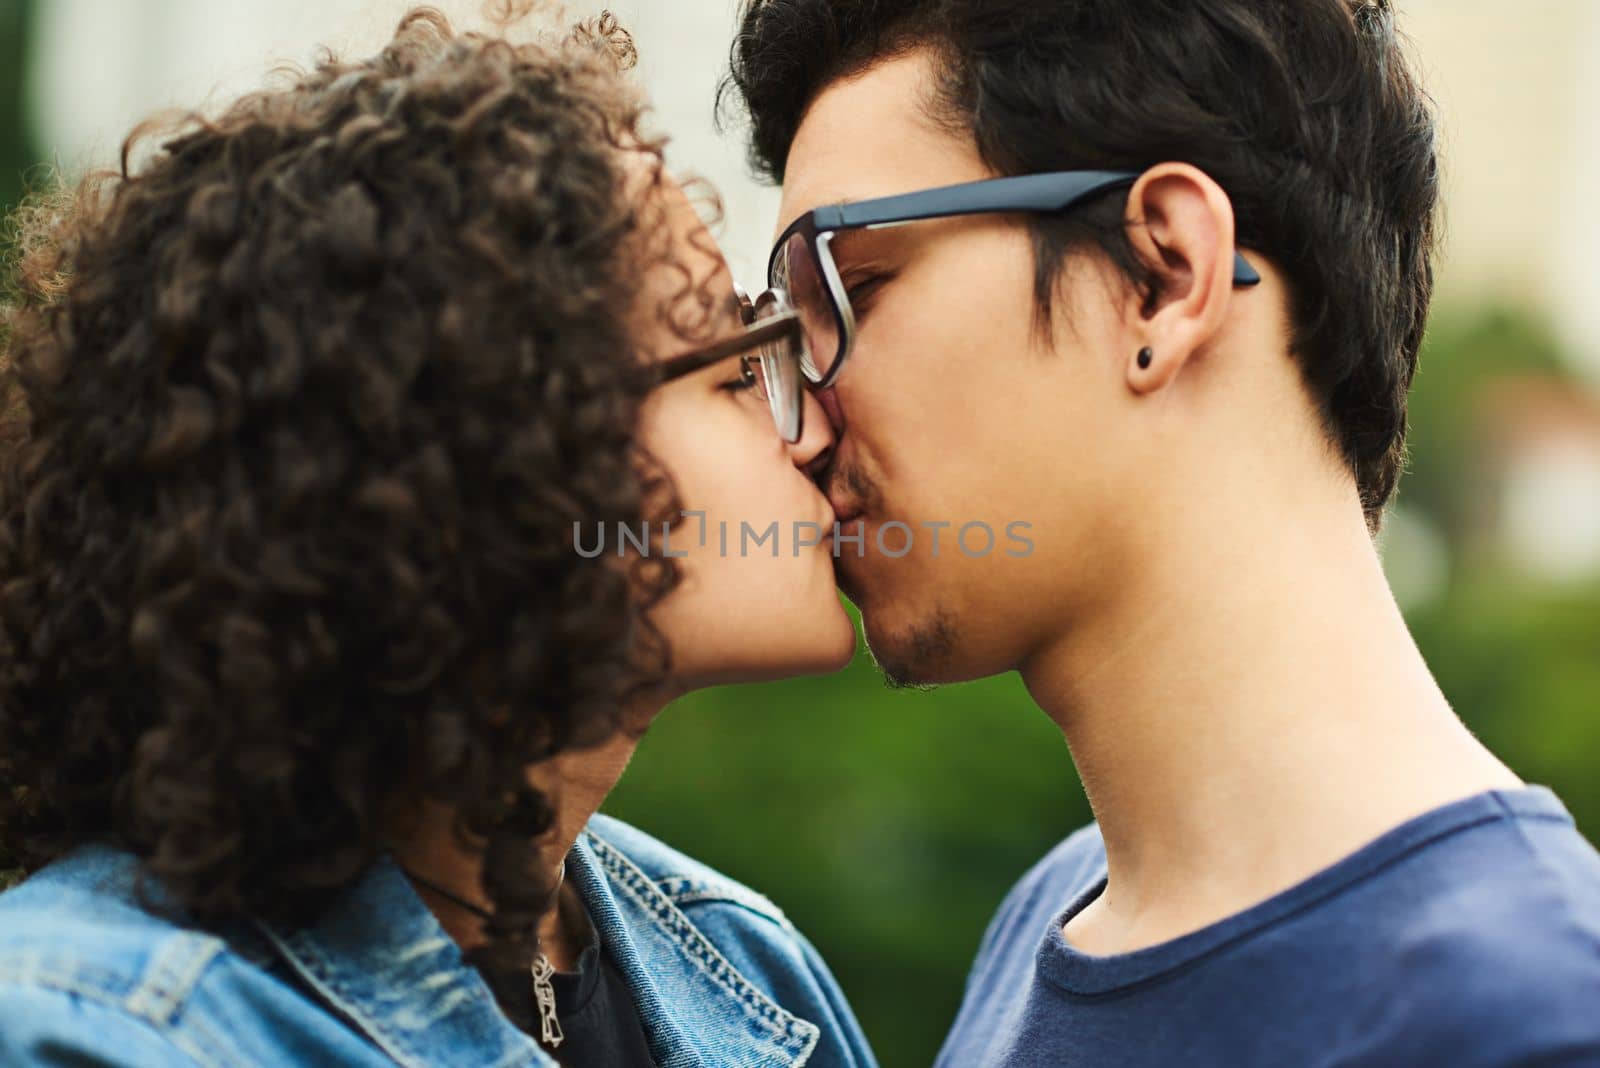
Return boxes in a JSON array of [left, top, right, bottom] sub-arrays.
[[812, 385, 845, 435], [789, 389, 836, 480]]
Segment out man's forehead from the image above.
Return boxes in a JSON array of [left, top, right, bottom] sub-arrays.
[[772, 52, 982, 240], [773, 122, 870, 235]]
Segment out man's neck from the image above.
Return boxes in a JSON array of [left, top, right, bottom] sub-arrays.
[[1020, 484, 1519, 955]]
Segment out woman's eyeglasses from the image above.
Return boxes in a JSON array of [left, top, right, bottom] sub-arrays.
[[652, 287, 808, 444]]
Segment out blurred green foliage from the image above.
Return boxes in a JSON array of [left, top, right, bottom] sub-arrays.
[[608, 306, 1600, 1068], [0, 0, 36, 218], [1403, 309, 1571, 549]]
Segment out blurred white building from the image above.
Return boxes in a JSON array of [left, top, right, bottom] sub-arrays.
[[1402, 1, 1600, 379], [25, 0, 1600, 588], [28, 0, 779, 282], [28, 0, 1600, 357]]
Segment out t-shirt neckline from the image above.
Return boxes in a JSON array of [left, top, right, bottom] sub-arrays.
[[1037, 785, 1571, 997]]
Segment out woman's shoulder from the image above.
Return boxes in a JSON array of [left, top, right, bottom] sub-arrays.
[[0, 846, 230, 1064], [0, 846, 396, 1068], [584, 812, 796, 930], [0, 844, 224, 991], [580, 814, 880, 1068]]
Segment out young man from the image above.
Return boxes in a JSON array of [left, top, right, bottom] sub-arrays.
[[725, 1, 1600, 1064]]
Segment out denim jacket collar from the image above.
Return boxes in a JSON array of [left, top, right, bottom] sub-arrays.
[[254, 824, 817, 1068], [571, 824, 819, 1068], [254, 854, 554, 1068]]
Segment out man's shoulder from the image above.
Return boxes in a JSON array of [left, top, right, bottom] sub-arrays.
[[1375, 811, 1600, 1033], [1359, 790, 1600, 988], [965, 820, 1107, 978], [1358, 873, 1600, 1066], [936, 821, 1108, 1064], [1026, 821, 1108, 885], [999, 821, 1108, 923]]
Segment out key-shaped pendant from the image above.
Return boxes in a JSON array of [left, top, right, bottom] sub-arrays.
[[530, 954, 564, 1049]]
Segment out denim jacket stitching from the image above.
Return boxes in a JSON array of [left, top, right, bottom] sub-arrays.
[[123, 932, 224, 1026], [587, 832, 820, 1061], [656, 878, 796, 931]]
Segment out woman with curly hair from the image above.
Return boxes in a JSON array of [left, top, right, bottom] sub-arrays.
[[0, 8, 871, 1067]]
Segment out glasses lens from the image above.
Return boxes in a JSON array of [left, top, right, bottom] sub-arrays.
[[773, 231, 840, 384], [751, 304, 803, 443]]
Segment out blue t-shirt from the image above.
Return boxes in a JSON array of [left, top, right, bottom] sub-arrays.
[[937, 787, 1600, 1067]]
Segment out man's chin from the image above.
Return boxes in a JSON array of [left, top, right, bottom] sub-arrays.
[[859, 605, 959, 691], [834, 551, 965, 686]]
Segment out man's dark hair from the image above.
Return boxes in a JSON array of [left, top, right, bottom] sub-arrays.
[[0, 6, 695, 1012], [722, 0, 1439, 528]]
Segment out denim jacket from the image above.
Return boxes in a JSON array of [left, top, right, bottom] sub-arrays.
[[0, 813, 878, 1068]]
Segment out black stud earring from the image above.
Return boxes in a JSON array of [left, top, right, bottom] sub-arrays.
[[1137, 347, 1153, 370]]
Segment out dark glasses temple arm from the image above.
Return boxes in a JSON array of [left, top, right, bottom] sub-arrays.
[[653, 313, 802, 384], [817, 172, 1261, 287]]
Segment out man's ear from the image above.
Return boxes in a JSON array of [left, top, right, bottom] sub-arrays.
[[1121, 163, 1239, 394]]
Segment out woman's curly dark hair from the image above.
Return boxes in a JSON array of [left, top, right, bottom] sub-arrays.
[[0, 3, 709, 1007]]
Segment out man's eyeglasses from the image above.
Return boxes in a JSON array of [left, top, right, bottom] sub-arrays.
[[652, 288, 808, 443], [768, 169, 1263, 390]]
